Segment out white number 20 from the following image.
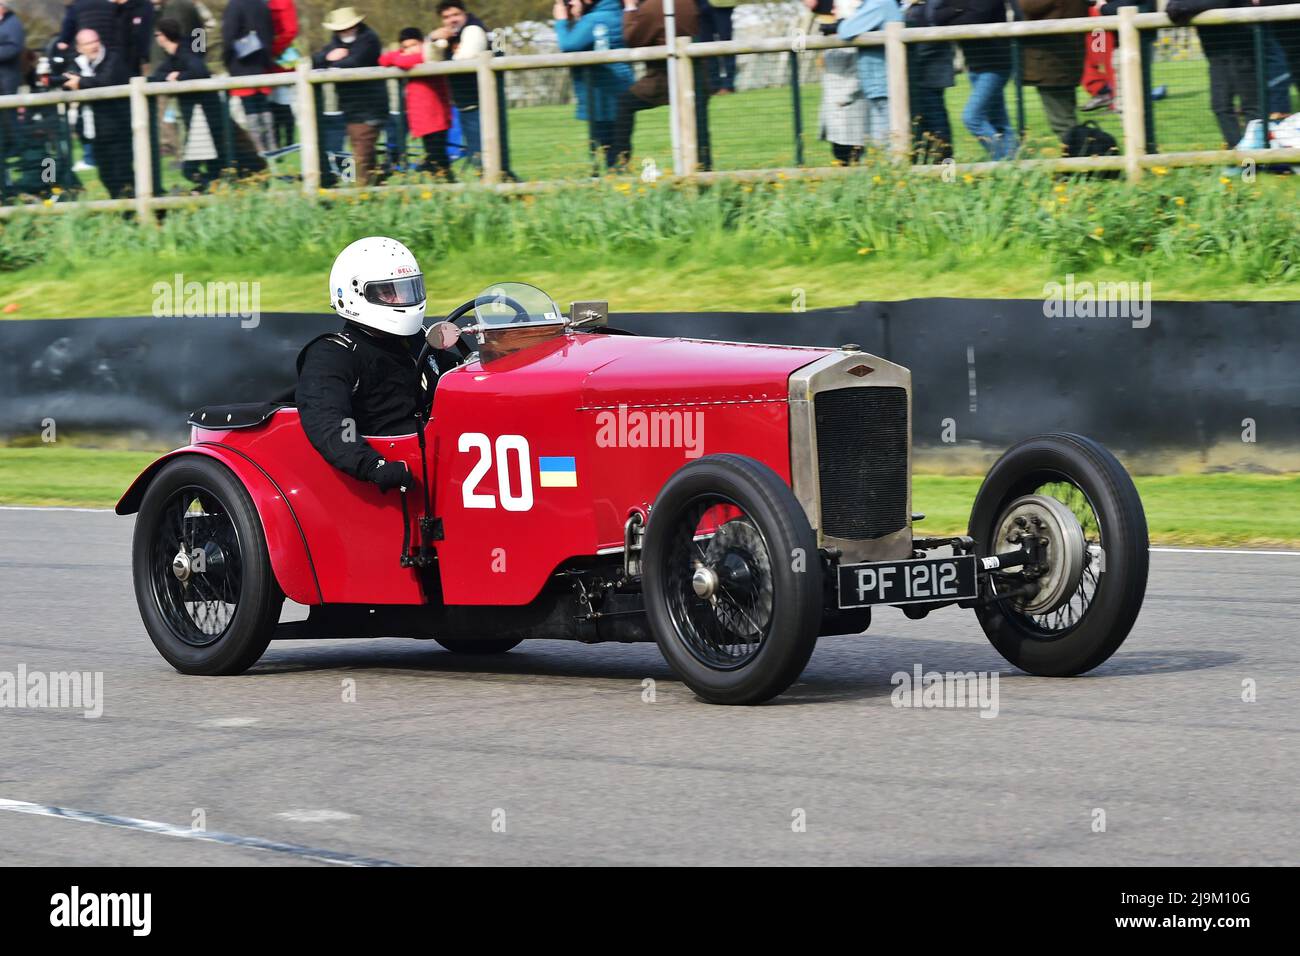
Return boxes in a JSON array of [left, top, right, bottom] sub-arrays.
[[459, 432, 534, 512]]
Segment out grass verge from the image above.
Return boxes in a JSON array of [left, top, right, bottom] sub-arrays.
[[3, 447, 1295, 549], [1, 163, 1298, 317]]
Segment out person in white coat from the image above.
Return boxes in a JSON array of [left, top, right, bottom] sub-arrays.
[[813, 0, 868, 164]]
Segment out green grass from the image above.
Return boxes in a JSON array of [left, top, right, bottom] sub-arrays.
[[913, 474, 1300, 549], [3, 447, 1295, 548], [1, 162, 1298, 317]]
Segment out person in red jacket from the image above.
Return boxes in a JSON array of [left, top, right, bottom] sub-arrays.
[[268, 0, 299, 149], [379, 27, 454, 180]]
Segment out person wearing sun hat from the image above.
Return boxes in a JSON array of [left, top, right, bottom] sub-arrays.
[[313, 6, 386, 185]]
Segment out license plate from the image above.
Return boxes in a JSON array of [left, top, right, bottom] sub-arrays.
[[837, 554, 978, 608]]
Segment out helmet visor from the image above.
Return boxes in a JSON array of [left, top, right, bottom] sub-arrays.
[[363, 275, 425, 308]]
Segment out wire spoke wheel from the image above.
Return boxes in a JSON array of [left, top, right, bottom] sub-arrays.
[[969, 433, 1148, 677], [643, 455, 822, 704], [663, 496, 775, 670], [149, 485, 243, 648]]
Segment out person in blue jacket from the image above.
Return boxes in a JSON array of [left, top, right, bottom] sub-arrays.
[[836, 0, 903, 150], [554, 0, 633, 169]]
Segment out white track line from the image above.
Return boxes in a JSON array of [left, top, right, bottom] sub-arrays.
[[0, 798, 402, 867], [1149, 547, 1300, 556], [0, 505, 115, 513]]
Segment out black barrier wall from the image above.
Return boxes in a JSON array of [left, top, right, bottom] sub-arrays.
[[1, 301, 1297, 452]]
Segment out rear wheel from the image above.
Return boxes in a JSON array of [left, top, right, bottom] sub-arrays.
[[435, 637, 523, 654], [643, 455, 822, 705], [132, 457, 282, 675], [969, 433, 1148, 676]]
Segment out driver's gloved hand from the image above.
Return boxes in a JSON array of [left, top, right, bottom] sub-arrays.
[[370, 459, 410, 493]]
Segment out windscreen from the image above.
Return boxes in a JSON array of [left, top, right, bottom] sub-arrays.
[[473, 282, 563, 328]]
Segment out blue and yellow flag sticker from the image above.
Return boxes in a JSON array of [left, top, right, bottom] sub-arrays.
[[538, 456, 577, 488]]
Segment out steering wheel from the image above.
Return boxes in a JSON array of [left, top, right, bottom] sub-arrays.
[[419, 293, 532, 369]]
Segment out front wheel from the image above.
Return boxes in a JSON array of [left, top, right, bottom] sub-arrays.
[[131, 457, 282, 675], [969, 433, 1148, 676], [642, 454, 823, 705]]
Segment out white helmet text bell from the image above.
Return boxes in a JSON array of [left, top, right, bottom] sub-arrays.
[[328, 236, 427, 337]]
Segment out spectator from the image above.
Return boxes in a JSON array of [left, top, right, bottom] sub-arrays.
[[222, 0, 275, 153], [430, 1, 492, 168], [904, 0, 955, 162], [0, 2, 22, 166], [63, 28, 134, 198], [149, 16, 225, 189], [835, 0, 902, 151], [148, 1, 212, 162], [811, 2, 866, 165], [60, 0, 154, 74], [933, 0, 1017, 160], [697, 0, 738, 94], [554, 0, 633, 169], [1081, 0, 1114, 111], [1167, 0, 1257, 147], [0, 3, 24, 96], [610, 0, 699, 168], [818, 46, 867, 164], [1265, 0, 1300, 103], [267, 0, 299, 149], [380, 26, 454, 179], [1021, 0, 1087, 145], [314, 6, 385, 185], [149, 0, 212, 68]]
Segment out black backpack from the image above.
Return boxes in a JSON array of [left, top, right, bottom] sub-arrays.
[[1063, 121, 1120, 178]]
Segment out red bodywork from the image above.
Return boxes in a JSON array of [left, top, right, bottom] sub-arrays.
[[118, 333, 833, 607]]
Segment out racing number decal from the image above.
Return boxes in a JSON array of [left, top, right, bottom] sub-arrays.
[[458, 432, 534, 512]]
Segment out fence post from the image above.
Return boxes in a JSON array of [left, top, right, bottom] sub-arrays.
[[297, 60, 321, 197], [789, 49, 804, 167], [884, 21, 910, 162], [477, 52, 503, 185], [1117, 6, 1146, 183], [129, 77, 154, 221], [674, 36, 699, 175]]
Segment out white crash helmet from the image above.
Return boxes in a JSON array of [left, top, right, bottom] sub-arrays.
[[328, 236, 427, 336]]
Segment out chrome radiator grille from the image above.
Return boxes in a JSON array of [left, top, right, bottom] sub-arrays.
[[813, 387, 909, 540]]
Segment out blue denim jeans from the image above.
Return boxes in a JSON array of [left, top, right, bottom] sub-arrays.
[[963, 70, 1018, 160]]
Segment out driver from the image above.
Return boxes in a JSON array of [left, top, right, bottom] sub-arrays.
[[296, 237, 459, 492]]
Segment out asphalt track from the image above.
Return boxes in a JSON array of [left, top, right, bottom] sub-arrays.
[[1, 508, 1296, 866]]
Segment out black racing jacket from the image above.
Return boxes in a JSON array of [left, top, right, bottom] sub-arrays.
[[295, 323, 428, 481]]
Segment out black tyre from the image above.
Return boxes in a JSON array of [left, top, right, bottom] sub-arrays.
[[643, 454, 822, 705], [435, 637, 523, 654], [131, 457, 283, 675], [969, 433, 1148, 676]]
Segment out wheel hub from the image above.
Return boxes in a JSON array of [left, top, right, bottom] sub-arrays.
[[171, 549, 192, 582], [692, 566, 719, 599], [994, 494, 1087, 615]]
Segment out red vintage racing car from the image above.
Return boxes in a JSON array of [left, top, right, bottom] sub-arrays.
[[118, 283, 1148, 704]]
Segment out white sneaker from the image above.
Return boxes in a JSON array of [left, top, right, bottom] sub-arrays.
[[72, 160, 95, 172]]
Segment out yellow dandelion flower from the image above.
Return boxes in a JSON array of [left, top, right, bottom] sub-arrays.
[[1093, 227, 1104, 236], [420, 191, 433, 200], [872, 175, 884, 185], [1174, 196, 1186, 206], [857, 247, 873, 255], [1219, 176, 1231, 185], [962, 174, 974, 184], [1152, 166, 1168, 176]]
